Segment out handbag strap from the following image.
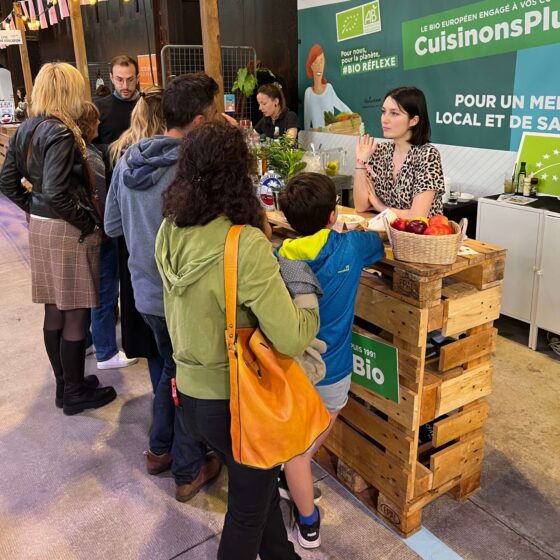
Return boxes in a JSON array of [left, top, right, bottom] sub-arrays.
[[224, 225, 245, 355]]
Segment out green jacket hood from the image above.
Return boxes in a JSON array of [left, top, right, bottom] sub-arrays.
[[156, 216, 229, 296]]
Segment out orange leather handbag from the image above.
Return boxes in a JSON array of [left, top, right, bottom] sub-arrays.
[[224, 225, 331, 469]]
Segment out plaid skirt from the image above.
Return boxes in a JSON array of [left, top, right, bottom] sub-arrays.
[[29, 216, 101, 310]]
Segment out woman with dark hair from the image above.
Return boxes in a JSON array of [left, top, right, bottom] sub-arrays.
[[255, 83, 298, 140], [155, 122, 319, 560], [354, 86, 445, 218], [77, 101, 138, 372]]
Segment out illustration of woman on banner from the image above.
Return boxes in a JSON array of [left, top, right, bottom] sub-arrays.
[[304, 44, 359, 133]]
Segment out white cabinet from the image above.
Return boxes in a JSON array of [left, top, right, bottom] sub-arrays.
[[535, 213, 560, 336], [477, 200, 541, 322], [477, 198, 560, 349]]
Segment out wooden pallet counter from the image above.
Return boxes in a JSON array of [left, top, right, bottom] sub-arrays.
[[267, 208, 506, 537], [0, 124, 19, 168]]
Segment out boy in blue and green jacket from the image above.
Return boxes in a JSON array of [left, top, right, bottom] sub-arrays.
[[275, 172, 384, 550]]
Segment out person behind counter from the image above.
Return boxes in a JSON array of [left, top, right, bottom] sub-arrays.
[[353, 86, 445, 219], [255, 83, 298, 141]]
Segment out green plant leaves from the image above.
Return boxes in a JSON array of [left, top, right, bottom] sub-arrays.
[[266, 134, 308, 182], [232, 68, 258, 98]]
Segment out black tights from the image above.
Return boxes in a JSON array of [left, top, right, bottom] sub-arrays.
[[44, 304, 88, 341]]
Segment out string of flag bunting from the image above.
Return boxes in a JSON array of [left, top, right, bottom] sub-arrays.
[[1, 0, 131, 35]]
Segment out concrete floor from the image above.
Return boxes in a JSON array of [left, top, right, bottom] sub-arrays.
[[0, 194, 559, 559], [423, 335, 560, 560]]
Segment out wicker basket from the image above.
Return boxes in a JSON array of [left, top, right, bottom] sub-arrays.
[[384, 217, 468, 265]]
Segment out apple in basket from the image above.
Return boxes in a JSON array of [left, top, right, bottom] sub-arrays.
[[405, 219, 428, 235], [391, 218, 408, 231], [424, 215, 454, 235]]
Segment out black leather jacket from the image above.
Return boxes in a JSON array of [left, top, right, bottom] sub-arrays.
[[0, 116, 101, 236]]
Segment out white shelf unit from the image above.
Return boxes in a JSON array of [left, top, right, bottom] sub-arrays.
[[477, 198, 560, 349]]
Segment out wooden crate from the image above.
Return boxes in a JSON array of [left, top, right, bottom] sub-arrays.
[[268, 208, 506, 537], [330, 249, 503, 534], [0, 124, 19, 168]]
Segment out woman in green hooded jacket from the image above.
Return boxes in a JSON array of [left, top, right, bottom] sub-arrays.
[[155, 122, 319, 560]]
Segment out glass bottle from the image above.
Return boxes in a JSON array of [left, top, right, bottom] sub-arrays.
[[516, 161, 527, 195]]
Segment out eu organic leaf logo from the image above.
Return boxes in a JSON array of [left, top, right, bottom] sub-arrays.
[[341, 12, 360, 36], [337, 2, 381, 42]]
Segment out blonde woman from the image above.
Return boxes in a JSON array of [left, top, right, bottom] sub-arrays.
[[106, 85, 166, 390], [0, 63, 116, 415], [107, 85, 165, 168]]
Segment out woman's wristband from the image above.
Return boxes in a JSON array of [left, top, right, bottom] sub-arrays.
[[355, 166, 366, 170]]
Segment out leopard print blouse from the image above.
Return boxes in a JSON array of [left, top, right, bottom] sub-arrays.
[[366, 142, 445, 218]]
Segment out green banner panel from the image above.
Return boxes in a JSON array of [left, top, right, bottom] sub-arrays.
[[351, 331, 399, 403]]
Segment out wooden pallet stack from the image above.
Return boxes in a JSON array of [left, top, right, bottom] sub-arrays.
[[0, 124, 19, 168], [318, 238, 506, 536]]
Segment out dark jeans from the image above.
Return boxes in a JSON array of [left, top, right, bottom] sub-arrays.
[[147, 356, 164, 393], [141, 313, 206, 484], [90, 238, 119, 361], [177, 394, 300, 560]]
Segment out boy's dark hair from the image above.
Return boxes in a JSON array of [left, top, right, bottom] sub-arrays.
[[163, 73, 218, 130], [110, 55, 138, 75], [279, 172, 337, 236], [384, 86, 430, 145]]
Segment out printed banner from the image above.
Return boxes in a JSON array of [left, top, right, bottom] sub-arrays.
[[351, 331, 399, 403], [298, 0, 560, 156], [0, 30, 22, 45]]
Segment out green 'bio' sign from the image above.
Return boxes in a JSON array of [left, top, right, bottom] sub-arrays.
[[351, 331, 399, 403]]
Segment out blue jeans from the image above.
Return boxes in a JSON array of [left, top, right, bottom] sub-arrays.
[[141, 312, 206, 484], [91, 238, 119, 361], [147, 356, 164, 393]]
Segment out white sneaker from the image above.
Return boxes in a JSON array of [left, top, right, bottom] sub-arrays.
[[86, 344, 95, 356], [97, 351, 138, 370]]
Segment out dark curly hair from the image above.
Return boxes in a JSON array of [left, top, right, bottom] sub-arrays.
[[162, 122, 262, 228]]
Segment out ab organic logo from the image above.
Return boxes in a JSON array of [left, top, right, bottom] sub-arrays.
[[337, 1, 381, 42]]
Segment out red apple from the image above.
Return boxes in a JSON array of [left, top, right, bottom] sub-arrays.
[[392, 218, 408, 231], [405, 220, 428, 234]]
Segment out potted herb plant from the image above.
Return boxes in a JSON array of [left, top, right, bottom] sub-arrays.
[[265, 133, 307, 183], [260, 134, 307, 209]]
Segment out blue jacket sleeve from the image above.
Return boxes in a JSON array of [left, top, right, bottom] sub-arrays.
[[351, 231, 385, 268], [103, 160, 124, 237]]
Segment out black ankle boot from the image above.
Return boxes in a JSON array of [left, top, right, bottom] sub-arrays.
[[60, 338, 116, 416], [43, 329, 101, 408]]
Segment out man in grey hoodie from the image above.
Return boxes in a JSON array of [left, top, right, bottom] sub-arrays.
[[104, 73, 222, 500]]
